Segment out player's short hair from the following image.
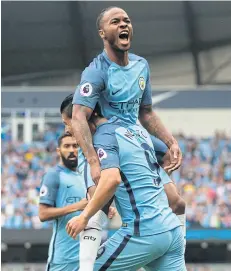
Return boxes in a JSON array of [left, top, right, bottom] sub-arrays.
[[60, 93, 73, 119], [57, 133, 72, 147], [60, 93, 103, 119], [96, 6, 120, 30]]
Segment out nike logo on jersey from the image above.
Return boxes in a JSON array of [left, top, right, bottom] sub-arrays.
[[111, 88, 122, 95], [67, 185, 74, 188]]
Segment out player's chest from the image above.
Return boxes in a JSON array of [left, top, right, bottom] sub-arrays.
[[57, 174, 86, 205], [104, 63, 147, 101]]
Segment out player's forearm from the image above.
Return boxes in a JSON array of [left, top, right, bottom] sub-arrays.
[[39, 204, 80, 222], [71, 115, 99, 165], [81, 170, 120, 221], [139, 106, 177, 148]]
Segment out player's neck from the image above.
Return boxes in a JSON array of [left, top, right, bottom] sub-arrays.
[[92, 117, 107, 129], [59, 161, 76, 172], [104, 47, 129, 66]]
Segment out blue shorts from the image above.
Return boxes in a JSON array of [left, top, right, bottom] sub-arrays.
[[160, 168, 172, 185], [94, 226, 186, 271], [47, 262, 78, 271]]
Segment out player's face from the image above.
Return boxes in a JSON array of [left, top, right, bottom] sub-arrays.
[[62, 113, 73, 136], [57, 136, 78, 170], [100, 8, 133, 52]]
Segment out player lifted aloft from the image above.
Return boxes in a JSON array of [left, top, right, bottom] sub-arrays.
[[66, 105, 186, 270], [72, 6, 182, 184]]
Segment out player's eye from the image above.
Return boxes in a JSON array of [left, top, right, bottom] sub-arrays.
[[73, 144, 78, 149], [111, 20, 118, 24], [64, 144, 70, 148]]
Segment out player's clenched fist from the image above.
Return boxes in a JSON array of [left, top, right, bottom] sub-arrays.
[[66, 214, 88, 239]]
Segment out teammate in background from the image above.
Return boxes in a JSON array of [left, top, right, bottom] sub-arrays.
[[39, 133, 110, 271], [71, 6, 182, 184], [61, 94, 186, 257], [66, 105, 186, 270]]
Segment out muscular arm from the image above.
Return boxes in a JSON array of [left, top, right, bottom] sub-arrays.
[[72, 105, 98, 164], [81, 168, 121, 221], [39, 199, 87, 222], [139, 104, 177, 148], [72, 105, 100, 183]]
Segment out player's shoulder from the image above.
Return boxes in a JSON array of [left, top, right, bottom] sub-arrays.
[[45, 165, 62, 176], [83, 51, 109, 77], [42, 165, 62, 186], [93, 119, 120, 147], [128, 53, 148, 65]]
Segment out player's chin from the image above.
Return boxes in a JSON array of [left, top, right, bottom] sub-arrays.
[[117, 42, 131, 52]]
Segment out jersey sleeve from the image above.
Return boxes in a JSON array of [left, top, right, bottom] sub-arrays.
[[95, 146, 120, 171], [83, 160, 95, 190], [73, 67, 105, 110], [150, 135, 168, 166], [141, 60, 152, 106], [39, 170, 60, 206], [93, 126, 120, 171], [77, 149, 85, 174], [159, 167, 172, 185]]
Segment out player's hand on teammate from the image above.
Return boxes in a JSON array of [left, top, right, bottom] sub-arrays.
[[89, 159, 101, 185], [66, 214, 88, 239], [164, 143, 182, 174], [108, 206, 117, 219]]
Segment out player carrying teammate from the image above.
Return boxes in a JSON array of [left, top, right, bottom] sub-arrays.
[[71, 6, 182, 184], [66, 104, 186, 270], [61, 94, 186, 268]]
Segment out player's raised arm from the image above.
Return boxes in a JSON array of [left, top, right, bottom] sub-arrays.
[[139, 61, 182, 173], [72, 67, 105, 184]]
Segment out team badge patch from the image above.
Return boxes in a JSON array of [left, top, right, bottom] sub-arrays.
[[138, 77, 145, 91], [40, 185, 48, 197], [97, 148, 107, 161], [80, 83, 93, 97]]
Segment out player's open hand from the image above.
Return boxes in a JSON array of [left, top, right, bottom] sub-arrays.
[[66, 215, 88, 239], [164, 143, 182, 174]]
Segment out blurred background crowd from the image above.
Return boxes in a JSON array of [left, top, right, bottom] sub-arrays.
[[2, 125, 231, 230]]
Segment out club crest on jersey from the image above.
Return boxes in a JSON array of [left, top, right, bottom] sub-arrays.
[[40, 185, 48, 197], [80, 83, 93, 97], [97, 148, 107, 161], [138, 77, 145, 91]]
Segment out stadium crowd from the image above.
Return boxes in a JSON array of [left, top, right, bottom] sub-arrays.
[[1, 127, 231, 229]]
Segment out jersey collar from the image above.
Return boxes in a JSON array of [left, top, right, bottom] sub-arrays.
[[102, 50, 132, 70]]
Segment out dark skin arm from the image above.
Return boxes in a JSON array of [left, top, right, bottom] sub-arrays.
[[71, 105, 100, 184], [39, 199, 88, 222], [139, 104, 182, 173]]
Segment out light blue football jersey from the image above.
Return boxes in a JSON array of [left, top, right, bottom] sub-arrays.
[[93, 118, 180, 237], [149, 135, 172, 185], [39, 164, 88, 265], [77, 149, 95, 189], [73, 51, 152, 124]]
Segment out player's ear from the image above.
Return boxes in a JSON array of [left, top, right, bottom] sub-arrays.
[[99, 29, 105, 39], [56, 147, 61, 157]]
